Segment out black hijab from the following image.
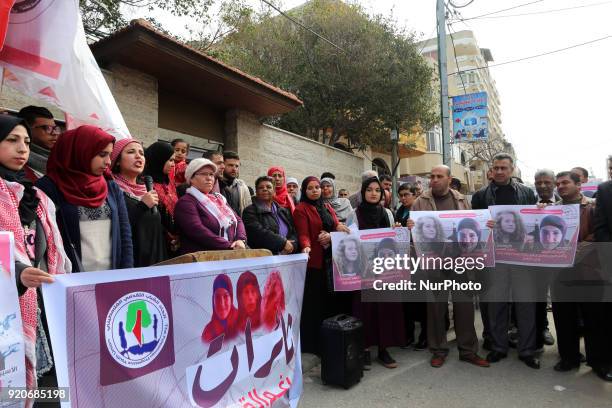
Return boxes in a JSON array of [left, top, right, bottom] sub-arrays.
[[300, 176, 335, 232], [356, 176, 390, 230], [0, 115, 39, 225], [144, 142, 174, 184]]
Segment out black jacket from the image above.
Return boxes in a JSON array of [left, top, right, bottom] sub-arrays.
[[242, 200, 298, 254], [471, 180, 537, 209], [595, 180, 612, 242]]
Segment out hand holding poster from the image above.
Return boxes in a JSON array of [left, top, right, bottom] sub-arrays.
[[410, 210, 495, 268], [331, 228, 410, 291], [43, 254, 307, 408], [489, 205, 579, 267], [0, 232, 26, 395]]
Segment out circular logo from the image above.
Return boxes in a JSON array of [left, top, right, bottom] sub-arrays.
[[104, 292, 169, 369]]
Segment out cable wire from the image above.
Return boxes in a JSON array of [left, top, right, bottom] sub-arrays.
[[449, 34, 612, 75], [457, 0, 545, 22], [259, 0, 347, 54], [460, 0, 612, 20], [447, 23, 467, 94]]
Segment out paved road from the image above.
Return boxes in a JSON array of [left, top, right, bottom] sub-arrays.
[[299, 313, 612, 408]]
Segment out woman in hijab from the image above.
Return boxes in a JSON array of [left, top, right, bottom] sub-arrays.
[[345, 176, 405, 369], [36, 125, 133, 272], [143, 142, 179, 255], [267, 166, 295, 213], [286, 177, 300, 202], [293, 176, 350, 354], [235, 271, 262, 333], [0, 115, 71, 395], [175, 158, 246, 252], [321, 177, 353, 223], [111, 138, 168, 266], [202, 274, 238, 343]]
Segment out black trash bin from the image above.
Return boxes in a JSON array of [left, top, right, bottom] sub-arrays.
[[319, 314, 364, 389]]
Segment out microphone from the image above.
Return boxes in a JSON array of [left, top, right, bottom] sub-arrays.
[[143, 175, 158, 215]]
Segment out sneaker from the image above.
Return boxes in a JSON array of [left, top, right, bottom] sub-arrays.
[[414, 339, 427, 351], [430, 354, 446, 368], [377, 349, 398, 369]]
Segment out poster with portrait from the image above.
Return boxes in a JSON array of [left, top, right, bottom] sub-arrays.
[[0, 232, 26, 399], [410, 210, 495, 268], [43, 254, 307, 408], [331, 227, 410, 291], [489, 205, 580, 267]]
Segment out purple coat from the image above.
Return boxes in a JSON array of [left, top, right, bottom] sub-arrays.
[[175, 193, 247, 254]]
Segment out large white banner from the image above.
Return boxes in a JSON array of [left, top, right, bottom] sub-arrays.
[[0, 0, 130, 138], [0, 231, 26, 400], [43, 254, 307, 408]]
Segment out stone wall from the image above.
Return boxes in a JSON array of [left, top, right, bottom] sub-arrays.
[[233, 111, 366, 193]]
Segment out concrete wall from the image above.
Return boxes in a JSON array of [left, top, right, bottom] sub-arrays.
[[232, 111, 365, 193]]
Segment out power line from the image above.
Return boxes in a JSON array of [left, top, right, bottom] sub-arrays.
[[259, 0, 347, 54], [457, 0, 545, 22], [448, 0, 475, 8], [449, 34, 612, 75], [461, 0, 612, 20], [447, 23, 467, 94]]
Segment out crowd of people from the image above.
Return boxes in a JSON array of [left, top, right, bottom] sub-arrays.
[[2, 106, 611, 400]]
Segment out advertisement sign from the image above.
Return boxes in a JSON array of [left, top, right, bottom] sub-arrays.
[[43, 254, 307, 408], [452, 92, 488, 142]]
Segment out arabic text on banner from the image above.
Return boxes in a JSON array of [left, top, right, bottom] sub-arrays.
[[42, 254, 307, 408]]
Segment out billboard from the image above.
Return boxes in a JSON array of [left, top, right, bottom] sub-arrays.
[[452, 91, 488, 142]]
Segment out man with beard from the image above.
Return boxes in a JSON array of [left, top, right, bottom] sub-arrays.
[[219, 151, 251, 216]]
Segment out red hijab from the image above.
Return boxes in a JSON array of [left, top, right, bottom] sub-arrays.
[[46, 125, 115, 207], [267, 166, 295, 213]]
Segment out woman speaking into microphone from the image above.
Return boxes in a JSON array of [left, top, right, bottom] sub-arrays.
[[111, 138, 168, 266]]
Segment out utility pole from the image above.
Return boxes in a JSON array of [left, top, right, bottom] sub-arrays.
[[437, 0, 452, 167], [391, 128, 399, 209]]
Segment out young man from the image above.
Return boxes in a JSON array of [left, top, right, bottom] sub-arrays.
[[203, 151, 225, 193], [220, 151, 251, 216], [553, 171, 610, 380], [472, 153, 540, 369], [571, 167, 595, 198], [379, 174, 393, 208], [409, 165, 489, 369], [18, 106, 60, 181]]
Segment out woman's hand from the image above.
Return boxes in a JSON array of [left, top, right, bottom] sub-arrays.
[[281, 240, 294, 254], [406, 219, 415, 229], [486, 219, 495, 229], [141, 191, 159, 209], [336, 224, 351, 233], [302, 247, 311, 256], [318, 231, 331, 248], [231, 240, 246, 250], [20, 267, 54, 288]]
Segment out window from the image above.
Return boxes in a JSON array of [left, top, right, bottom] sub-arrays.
[[426, 128, 442, 153]]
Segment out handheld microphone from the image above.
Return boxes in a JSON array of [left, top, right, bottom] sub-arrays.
[[143, 175, 158, 215]]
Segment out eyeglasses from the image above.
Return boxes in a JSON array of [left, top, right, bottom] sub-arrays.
[[33, 125, 61, 135]]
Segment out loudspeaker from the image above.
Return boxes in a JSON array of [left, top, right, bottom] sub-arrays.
[[319, 314, 364, 389]]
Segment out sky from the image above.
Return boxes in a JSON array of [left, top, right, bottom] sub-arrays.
[[127, 0, 612, 182]]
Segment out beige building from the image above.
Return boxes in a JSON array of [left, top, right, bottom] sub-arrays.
[[0, 19, 371, 193]]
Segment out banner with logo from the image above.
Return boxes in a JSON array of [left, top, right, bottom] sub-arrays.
[[43, 254, 307, 408], [452, 91, 488, 142], [410, 210, 495, 268], [0, 231, 26, 394], [331, 227, 410, 291], [489, 205, 579, 267], [0, 0, 130, 138]]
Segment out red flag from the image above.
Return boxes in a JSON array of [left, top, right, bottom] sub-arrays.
[[0, 0, 15, 51]]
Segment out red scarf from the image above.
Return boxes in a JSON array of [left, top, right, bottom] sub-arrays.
[[113, 173, 147, 200], [154, 166, 178, 217], [46, 126, 115, 207], [268, 166, 295, 213], [174, 160, 187, 185]]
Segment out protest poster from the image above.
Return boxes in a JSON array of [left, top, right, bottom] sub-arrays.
[[43, 254, 307, 408], [331, 227, 410, 291], [489, 205, 579, 267], [410, 210, 495, 269], [0, 232, 26, 398], [451, 91, 488, 142]]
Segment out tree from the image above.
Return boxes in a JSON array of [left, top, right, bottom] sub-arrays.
[[213, 0, 437, 149], [79, 0, 214, 39], [461, 133, 515, 168]]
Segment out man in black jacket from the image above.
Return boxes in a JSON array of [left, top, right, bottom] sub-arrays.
[[592, 179, 612, 381], [472, 153, 540, 369]]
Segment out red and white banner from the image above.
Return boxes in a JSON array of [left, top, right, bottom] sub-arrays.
[[0, 0, 130, 139], [43, 254, 307, 408]]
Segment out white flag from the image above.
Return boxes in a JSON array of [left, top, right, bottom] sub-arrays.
[[0, 0, 130, 139]]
